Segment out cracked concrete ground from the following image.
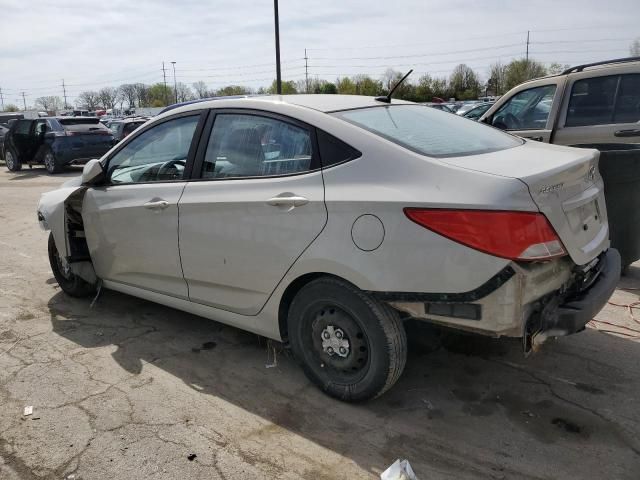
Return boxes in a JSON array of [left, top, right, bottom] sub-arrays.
[[1, 165, 639, 480]]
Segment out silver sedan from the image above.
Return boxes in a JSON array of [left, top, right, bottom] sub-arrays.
[[38, 95, 620, 401]]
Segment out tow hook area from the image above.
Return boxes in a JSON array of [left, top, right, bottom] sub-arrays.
[[523, 296, 568, 356]]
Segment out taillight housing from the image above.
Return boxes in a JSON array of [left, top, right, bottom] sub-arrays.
[[404, 208, 566, 262]]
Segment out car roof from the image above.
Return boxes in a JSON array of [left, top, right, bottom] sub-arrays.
[[161, 94, 414, 115]]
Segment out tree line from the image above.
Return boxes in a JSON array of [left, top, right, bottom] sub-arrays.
[[4, 46, 636, 113]]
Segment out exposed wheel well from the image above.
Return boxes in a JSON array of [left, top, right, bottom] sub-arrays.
[[278, 272, 352, 344]]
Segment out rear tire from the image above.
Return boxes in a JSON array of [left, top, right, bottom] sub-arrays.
[[48, 233, 95, 297], [288, 276, 407, 402], [44, 149, 61, 174], [5, 148, 22, 171]]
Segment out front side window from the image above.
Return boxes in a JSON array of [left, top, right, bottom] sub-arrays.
[[492, 85, 556, 130], [107, 115, 199, 184], [333, 105, 521, 158], [614, 74, 640, 124], [566, 75, 618, 126], [202, 114, 312, 178]]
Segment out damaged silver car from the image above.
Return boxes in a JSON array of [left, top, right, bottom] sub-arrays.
[[38, 95, 621, 401]]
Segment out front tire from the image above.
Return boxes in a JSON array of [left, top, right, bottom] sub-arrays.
[[5, 148, 22, 171], [48, 233, 95, 297], [288, 277, 407, 402], [44, 149, 61, 174]]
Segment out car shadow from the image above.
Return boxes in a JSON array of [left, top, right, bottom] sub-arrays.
[[47, 289, 640, 478]]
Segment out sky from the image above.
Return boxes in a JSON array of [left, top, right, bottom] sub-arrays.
[[0, 0, 639, 107]]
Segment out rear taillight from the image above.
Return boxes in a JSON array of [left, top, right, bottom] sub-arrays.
[[404, 208, 566, 261]]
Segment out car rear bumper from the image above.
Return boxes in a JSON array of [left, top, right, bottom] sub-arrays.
[[378, 249, 620, 343], [539, 248, 621, 336]]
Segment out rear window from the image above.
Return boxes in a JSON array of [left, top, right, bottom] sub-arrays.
[[332, 105, 521, 158]]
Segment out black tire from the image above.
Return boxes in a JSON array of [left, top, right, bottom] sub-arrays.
[[288, 276, 407, 402], [48, 233, 95, 297], [5, 148, 22, 171], [43, 148, 61, 174]]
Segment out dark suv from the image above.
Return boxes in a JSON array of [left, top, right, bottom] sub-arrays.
[[3, 117, 114, 174]]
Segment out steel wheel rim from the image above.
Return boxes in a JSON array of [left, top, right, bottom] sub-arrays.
[[305, 303, 371, 383], [45, 152, 54, 172]]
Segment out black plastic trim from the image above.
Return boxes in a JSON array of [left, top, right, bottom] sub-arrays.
[[368, 265, 516, 303]]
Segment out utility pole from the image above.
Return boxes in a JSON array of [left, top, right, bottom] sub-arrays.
[[21, 92, 27, 111], [304, 48, 309, 93], [171, 61, 177, 104], [0, 88, 4, 111], [273, 0, 282, 94], [61, 79, 68, 109], [526, 30, 530, 62], [162, 62, 168, 106]]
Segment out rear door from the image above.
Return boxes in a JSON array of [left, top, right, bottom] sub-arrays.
[[554, 72, 640, 146], [484, 81, 563, 142], [178, 110, 327, 315]]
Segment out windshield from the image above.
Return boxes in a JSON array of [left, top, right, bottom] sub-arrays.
[[333, 105, 521, 158]]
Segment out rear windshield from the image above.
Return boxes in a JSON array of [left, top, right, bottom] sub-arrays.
[[332, 105, 522, 158], [59, 118, 101, 126]]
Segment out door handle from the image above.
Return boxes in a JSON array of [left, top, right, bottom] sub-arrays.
[[266, 195, 309, 207], [144, 200, 170, 210], [614, 129, 640, 138]]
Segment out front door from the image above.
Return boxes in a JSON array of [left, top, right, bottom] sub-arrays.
[[82, 113, 203, 298], [179, 111, 327, 315], [487, 83, 560, 143]]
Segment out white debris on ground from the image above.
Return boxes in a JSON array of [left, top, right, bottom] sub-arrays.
[[380, 459, 418, 480]]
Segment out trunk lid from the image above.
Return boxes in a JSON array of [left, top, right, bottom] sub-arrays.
[[439, 140, 609, 265]]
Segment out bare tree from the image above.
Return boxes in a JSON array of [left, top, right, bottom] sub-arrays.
[[119, 84, 137, 109], [192, 81, 211, 99], [98, 87, 119, 110], [487, 62, 507, 95], [176, 82, 194, 103], [35, 96, 62, 112], [76, 91, 100, 110], [631, 38, 640, 56], [133, 83, 149, 108], [449, 64, 481, 99]]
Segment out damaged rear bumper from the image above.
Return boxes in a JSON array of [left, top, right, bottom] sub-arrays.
[[375, 249, 620, 345], [529, 248, 621, 347]]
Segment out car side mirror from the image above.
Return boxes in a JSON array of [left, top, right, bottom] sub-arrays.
[[81, 159, 105, 185]]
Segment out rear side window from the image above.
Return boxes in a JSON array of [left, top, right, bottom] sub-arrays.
[[614, 74, 640, 124], [333, 105, 521, 158], [14, 120, 31, 135], [317, 130, 361, 167], [566, 75, 618, 126], [201, 114, 313, 178]]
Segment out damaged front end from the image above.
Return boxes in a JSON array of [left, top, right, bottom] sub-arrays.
[[37, 177, 97, 286]]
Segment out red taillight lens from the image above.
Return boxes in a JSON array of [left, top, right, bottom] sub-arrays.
[[404, 208, 566, 261]]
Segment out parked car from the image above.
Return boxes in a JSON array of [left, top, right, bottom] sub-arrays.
[[108, 117, 149, 142], [480, 56, 640, 270], [38, 95, 620, 401], [0, 124, 9, 159], [4, 117, 114, 174], [455, 102, 485, 117], [462, 102, 494, 121], [422, 102, 454, 113]]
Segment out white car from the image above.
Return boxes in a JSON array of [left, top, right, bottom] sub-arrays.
[[38, 95, 620, 401]]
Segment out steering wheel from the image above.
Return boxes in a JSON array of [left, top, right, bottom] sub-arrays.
[[157, 159, 186, 180], [500, 113, 522, 130]]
